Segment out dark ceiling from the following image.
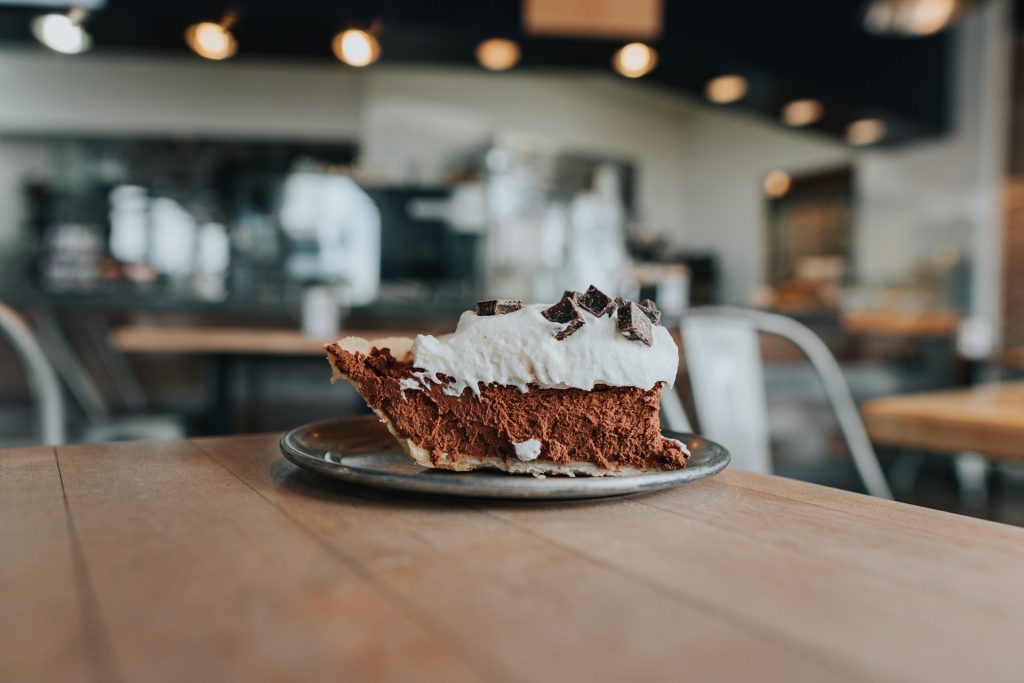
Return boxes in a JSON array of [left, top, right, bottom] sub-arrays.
[[0, 0, 956, 145]]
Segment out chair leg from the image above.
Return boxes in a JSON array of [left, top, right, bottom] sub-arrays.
[[888, 451, 924, 500], [954, 452, 988, 510]]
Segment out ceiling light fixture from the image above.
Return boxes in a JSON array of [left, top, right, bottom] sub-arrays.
[[863, 0, 958, 37], [705, 74, 748, 104], [846, 118, 887, 146], [612, 42, 658, 78], [476, 38, 520, 71], [763, 170, 792, 198], [781, 99, 824, 127], [185, 13, 238, 61], [31, 7, 91, 55], [332, 28, 381, 67]]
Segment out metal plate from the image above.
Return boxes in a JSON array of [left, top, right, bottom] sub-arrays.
[[280, 417, 730, 500]]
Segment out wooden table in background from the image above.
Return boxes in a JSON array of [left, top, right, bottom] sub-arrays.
[[109, 325, 438, 433], [863, 382, 1024, 461], [840, 310, 960, 337], [110, 325, 433, 357], [5, 417, 1024, 682]]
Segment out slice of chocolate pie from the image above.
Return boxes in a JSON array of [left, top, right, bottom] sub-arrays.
[[326, 286, 688, 476]]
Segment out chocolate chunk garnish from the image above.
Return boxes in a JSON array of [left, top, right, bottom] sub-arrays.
[[562, 290, 581, 304], [476, 299, 522, 316], [541, 296, 578, 323], [555, 317, 585, 340], [544, 295, 587, 340], [638, 298, 661, 325], [578, 285, 616, 317], [617, 301, 653, 346]]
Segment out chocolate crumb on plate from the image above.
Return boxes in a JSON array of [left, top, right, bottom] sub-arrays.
[[555, 317, 585, 340], [638, 298, 661, 325], [476, 299, 523, 316], [542, 296, 579, 323], [578, 285, 616, 317], [617, 300, 653, 346]]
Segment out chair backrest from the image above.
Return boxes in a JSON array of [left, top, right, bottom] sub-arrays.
[[680, 313, 772, 474], [678, 306, 893, 499], [0, 303, 66, 445]]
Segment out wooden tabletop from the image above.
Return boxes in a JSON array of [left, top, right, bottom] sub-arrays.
[[862, 382, 1024, 461], [840, 310, 960, 337], [6, 418, 1024, 683], [110, 325, 431, 357]]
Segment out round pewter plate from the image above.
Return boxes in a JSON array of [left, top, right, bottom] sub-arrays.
[[280, 416, 730, 500]]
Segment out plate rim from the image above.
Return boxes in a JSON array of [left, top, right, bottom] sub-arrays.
[[280, 418, 730, 500]]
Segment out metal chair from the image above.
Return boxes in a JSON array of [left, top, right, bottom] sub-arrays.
[[1, 302, 185, 447], [667, 306, 893, 499], [0, 303, 66, 445]]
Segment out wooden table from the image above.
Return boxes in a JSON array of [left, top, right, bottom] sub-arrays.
[[840, 310, 960, 337], [110, 325, 429, 357], [109, 325, 435, 434], [862, 382, 1024, 461], [6, 417, 1024, 682]]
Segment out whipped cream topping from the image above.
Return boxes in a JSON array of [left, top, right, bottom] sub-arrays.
[[410, 303, 678, 395], [513, 439, 542, 461]]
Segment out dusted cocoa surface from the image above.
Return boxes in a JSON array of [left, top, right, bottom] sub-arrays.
[[327, 343, 688, 471]]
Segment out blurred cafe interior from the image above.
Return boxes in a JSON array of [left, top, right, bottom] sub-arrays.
[[2, 0, 1024, 520]]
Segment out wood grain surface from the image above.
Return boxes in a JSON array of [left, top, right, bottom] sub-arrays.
[[862, 382, 1024, 461], [110, 326, 438, 357], [5, 418, 1024, 682], [840, 310, 960, 337]]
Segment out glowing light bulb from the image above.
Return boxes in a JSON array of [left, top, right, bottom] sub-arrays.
[[333, 29, 380, 67], [612, 43, 657, 78], [846, 118, 887, 146], [763, 170, 792, 198], [31, 11, 91, 55], [705, 75, 748, 104], [476, 38, 520, 71], [185, 21, 237, 60], [781, 99, 824, 127], [864, 0, 957, 36]]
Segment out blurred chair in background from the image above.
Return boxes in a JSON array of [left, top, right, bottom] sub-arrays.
[[0, 302, 184, 447], [668, 306, 893, 499], [0, 302, 65, 445]]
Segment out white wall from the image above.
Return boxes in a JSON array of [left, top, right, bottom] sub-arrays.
[[0, 49, 364, 138], [0, 49, 690, 252], [677, 113, 849, 304], [358, 68, 691, 234], [0, 49, 365, 250], [854, 0, 1011, 332]]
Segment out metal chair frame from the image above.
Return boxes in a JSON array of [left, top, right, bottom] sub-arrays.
[[0, 303, 66, 445], [668, 306, 893, 499]]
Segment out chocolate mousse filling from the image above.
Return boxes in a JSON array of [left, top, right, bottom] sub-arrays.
[[327, 343, 688, 472]]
